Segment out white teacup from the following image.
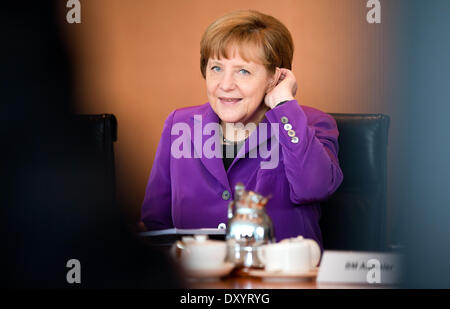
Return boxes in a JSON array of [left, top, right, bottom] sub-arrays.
[[171, 235, 227, 270], [258, 242, 311, 273], [280, 236, 321, 267], [258, 237, 321, 273]]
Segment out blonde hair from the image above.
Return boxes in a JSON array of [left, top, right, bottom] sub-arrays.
[[200, 10, 294, 79]]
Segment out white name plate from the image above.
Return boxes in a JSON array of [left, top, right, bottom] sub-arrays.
[[317, 250, 403, 285]]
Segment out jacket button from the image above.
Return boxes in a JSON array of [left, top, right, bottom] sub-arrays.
[[222, 190, 231, 200], [281, 116, 289, 124], [287, 129, 296, 137], [291, 136, 299, 144], [283, 123, 292, 131], [217, 223, 227, 229]]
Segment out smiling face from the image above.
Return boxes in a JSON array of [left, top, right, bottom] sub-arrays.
[[206, 45, 274, 125]]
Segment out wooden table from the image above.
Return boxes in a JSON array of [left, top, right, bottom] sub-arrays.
[[146, 240, 397, 289], [186, 268, 392, 289]]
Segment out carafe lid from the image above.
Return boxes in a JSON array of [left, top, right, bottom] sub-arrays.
[[234, 182, 269, 209]]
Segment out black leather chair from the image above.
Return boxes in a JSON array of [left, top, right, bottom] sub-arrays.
[[74, 114, 118, 204], [320, 113, 390, 251]]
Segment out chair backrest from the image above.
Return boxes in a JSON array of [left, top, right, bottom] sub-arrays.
[[74, 114, 118, 203], [320, 113, 390, 251]]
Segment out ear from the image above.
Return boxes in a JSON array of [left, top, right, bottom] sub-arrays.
[[266, 68, 282, 93]]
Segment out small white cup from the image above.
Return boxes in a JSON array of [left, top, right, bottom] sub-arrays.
[[279, 236, 321, 267], [258, 237, 321, 273], [171, 235, 227, 270], [258, 242, 311, 273], [283, 241, 312, 273], [257, 243, 285, 272]]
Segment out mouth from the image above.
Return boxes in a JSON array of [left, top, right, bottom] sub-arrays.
[[219, 97, 243, 105]]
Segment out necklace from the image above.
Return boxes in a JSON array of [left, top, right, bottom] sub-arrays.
[[223, 136, 243, 144], [220, 122, 251, 144], [222, 132, 249, 144]]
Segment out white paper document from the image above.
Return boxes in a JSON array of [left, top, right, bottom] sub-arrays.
[[138, 228, 226, 237]]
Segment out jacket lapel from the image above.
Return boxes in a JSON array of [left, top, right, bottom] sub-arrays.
[[191, 104, 230, 190]]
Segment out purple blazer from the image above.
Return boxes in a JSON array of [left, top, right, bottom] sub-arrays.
[[141, 100, 343, 250]]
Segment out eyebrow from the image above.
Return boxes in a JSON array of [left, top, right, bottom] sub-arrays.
[[209, 60, 255, 68]]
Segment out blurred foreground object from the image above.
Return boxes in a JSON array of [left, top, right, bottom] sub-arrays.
[[0, 1, 180, 288]]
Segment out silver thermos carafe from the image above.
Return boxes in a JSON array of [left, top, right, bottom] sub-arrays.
[[226, 183, 275, 268]]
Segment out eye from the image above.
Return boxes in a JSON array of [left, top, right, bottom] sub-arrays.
[[239, 69, 250, 75], [211, 66, 221, 72]]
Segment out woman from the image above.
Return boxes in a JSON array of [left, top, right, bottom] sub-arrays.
[[141, 10, 343, 250]]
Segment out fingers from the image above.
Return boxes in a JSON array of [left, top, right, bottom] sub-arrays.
[[275, 68, 297, 97], [276, 68, 295, 83], [279, 68, 293, 78]]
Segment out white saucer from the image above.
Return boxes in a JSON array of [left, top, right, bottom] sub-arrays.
[[248, 267, 318, 281], [184, 262, 235, 280]]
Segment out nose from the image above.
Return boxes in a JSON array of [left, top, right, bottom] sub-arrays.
[[219, 71, 236, 91]]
